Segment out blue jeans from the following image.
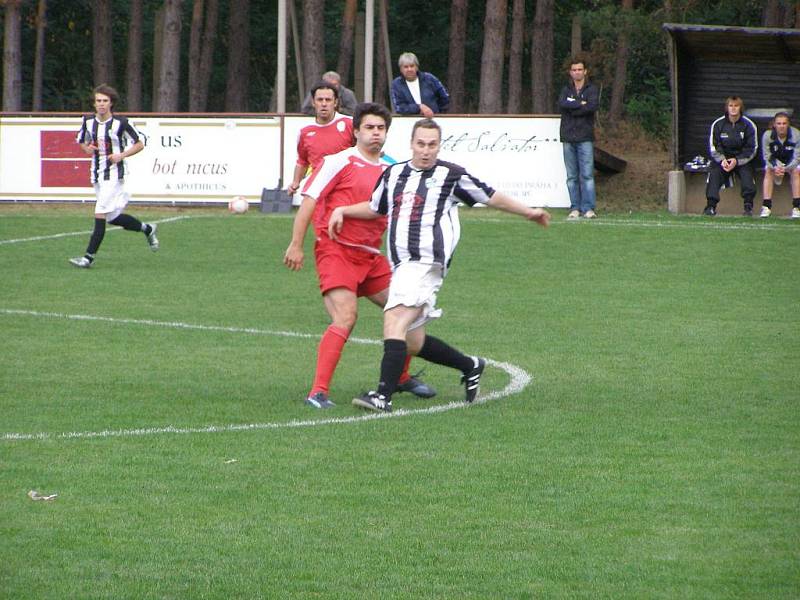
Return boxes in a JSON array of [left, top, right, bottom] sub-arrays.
[[563, 141, 596, 213]]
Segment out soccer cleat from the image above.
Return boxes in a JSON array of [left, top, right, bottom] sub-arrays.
[[703, 206, 716, 216], [759, 206, 771, 218], [792, 207, 800, 219], [145, 223, 159, 251], [584, 210, 597, 219], [567, 210, 580, 220], [461, 357, 486, 404], [305, 391, 335, 409], [69, 256, 92, 268], [352, 391, 392, 413], [396, 373, 437, 398]]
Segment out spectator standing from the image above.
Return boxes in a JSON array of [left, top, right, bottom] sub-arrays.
[[300, 71, 358, 117], [558, 57, 599, 220], [390, 52, 450, 116]]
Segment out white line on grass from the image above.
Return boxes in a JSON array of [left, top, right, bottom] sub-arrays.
[[0, 309, 532, 441], [0, 215, 194, 245], [471, 216, 799, 231]]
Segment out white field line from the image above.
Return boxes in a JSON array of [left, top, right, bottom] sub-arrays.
[[0, 215, 193, 245], [471, 216, 799, 232], [0, 309, 531, 441]]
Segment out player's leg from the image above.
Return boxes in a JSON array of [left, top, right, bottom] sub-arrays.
[[108, 213, 159, 251], [790, 168, 800, 218], [761, 167, 775, 217], [562, 143, 581, 219], [704, 164, 725, 215], [577, 141, 596, 217], [70, 183, 112, 267], [738, 163, 756, 216]]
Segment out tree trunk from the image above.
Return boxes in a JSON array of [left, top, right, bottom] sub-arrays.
[[506, 0, 524, 113], [32, 0, 47, 111], [302, 0, 326, 91], [762, 0, 782, 27], [796, 2, 800, 29], [126, 0, 143, 110], [374, 17, 387, 107], [782, 3, 796, 28], [478, 0, 507, 114], [608, 0, 633, 125], [531, 0, 554, 114], [2, 0, 23, 111], [225, 0, 250, 111], [155, 0, 183, 112], [447, 0, 468, 113], [189, 0, 219, 111], [336, 0, 357, 85], [93, 0, 115, 85]]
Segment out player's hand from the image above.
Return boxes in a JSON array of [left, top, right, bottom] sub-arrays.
[[283, 244, 304, 271], [419, 104, 434, 118], [529, 208, 551, 228], [775, 166, 786, 176], [287, 182, 300, 195], [81, 143, 98, 155], [328, 207, 345, 240], [109, 153, 124, 164]]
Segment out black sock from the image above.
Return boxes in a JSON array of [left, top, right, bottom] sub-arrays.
[[376, 339, 407, 399], [109, 213, 147, 233], [85, 217, 106, 256], [763, 199, 772, 209], [417, 335, 474, 374], [794, 198, 800, 209]]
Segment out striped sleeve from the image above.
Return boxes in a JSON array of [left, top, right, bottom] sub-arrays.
[[453, 170, 495, 206], [788, 127, 800, 171]]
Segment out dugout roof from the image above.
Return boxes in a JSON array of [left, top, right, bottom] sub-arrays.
[[663, 23, 800, 167]]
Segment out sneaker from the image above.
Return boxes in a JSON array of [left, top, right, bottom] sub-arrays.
[[461, 357, 486, 403], [703, 206, 716, 216], [69, 256, 92, 268], [743, 206, 753, 217], [584, 210, 597, 219], [759, 206, 771, 218], [396, 373, 437, 398], [567, 210, 580, 220], [145, 223, 159, 251], [792, 207, 800, 219], [305, 391, 335, 409], [352, 391, 392, 413]]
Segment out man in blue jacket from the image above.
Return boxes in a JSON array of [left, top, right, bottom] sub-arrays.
[[704, 96, 758, 216], [390, 52, 449, 117]]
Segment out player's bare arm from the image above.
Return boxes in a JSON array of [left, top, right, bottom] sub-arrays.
[[487, 191, 551, 227], [327, 201, 380, 240], [287, 163, 308, 195], [284, 195, 317, 271], [109, 140, 144, 164]]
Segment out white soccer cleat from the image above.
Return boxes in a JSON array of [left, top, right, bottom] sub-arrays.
[[792, 207, 800, 219], [759, 206, 771, 218], [69, 256, 92, 268], [145, 223, 159, 251]]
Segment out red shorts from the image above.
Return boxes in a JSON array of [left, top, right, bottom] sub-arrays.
[[314, 236, 391, 297]]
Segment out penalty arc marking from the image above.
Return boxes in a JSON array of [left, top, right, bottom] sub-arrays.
[[0, 308, 532, 442]]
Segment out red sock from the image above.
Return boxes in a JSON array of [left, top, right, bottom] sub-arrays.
[[310, 325, 349, 395], [397, 354, 413, 384]]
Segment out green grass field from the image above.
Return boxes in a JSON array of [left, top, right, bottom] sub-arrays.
[[1, 205, 798, 599]]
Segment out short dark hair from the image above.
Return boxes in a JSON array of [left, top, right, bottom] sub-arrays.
[[567, 55, 588, 70], [411, 118, 441, 140], [354, 102, 392, 130], [773, 111, 791, 121], [92, 84, 119, 108], [310, 81, 339, 101]]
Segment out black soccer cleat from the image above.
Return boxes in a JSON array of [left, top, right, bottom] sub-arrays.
[[352, 391, 392, 413], [461, 357, 486, 403], [703, 206, 716, 216], [396, 372, 437, 398], [305, 391, 335, 409]]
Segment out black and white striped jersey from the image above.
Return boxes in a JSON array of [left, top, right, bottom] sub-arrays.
[[370, 159, 495, 273], [76, 115, 141, 184]]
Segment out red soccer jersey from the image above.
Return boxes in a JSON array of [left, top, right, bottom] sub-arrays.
[[302, 146, 389, 251], [295, 114, 354, 171]]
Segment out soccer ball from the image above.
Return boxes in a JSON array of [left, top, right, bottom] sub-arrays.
[[228, 196, 249, 214]]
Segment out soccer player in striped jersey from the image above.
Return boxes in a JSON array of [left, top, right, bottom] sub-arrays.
[[283, 103, 435, 409], [69, 84, 158, 268], [329, 118, 551, 413]]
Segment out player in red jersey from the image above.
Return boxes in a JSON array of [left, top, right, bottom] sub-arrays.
[[283, 103, 435, 408], [287, 81, 355, 200]]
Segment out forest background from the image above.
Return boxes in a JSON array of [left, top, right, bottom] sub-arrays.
[[0, 0, 792, 208]]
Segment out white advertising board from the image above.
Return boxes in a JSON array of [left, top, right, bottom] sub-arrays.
[[1, 114, 568, 207], [0, 116, 282, 203], [282, 115, 569, 207]]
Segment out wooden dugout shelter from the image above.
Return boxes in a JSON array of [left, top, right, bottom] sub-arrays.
[[663, 23, 800, 214]]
